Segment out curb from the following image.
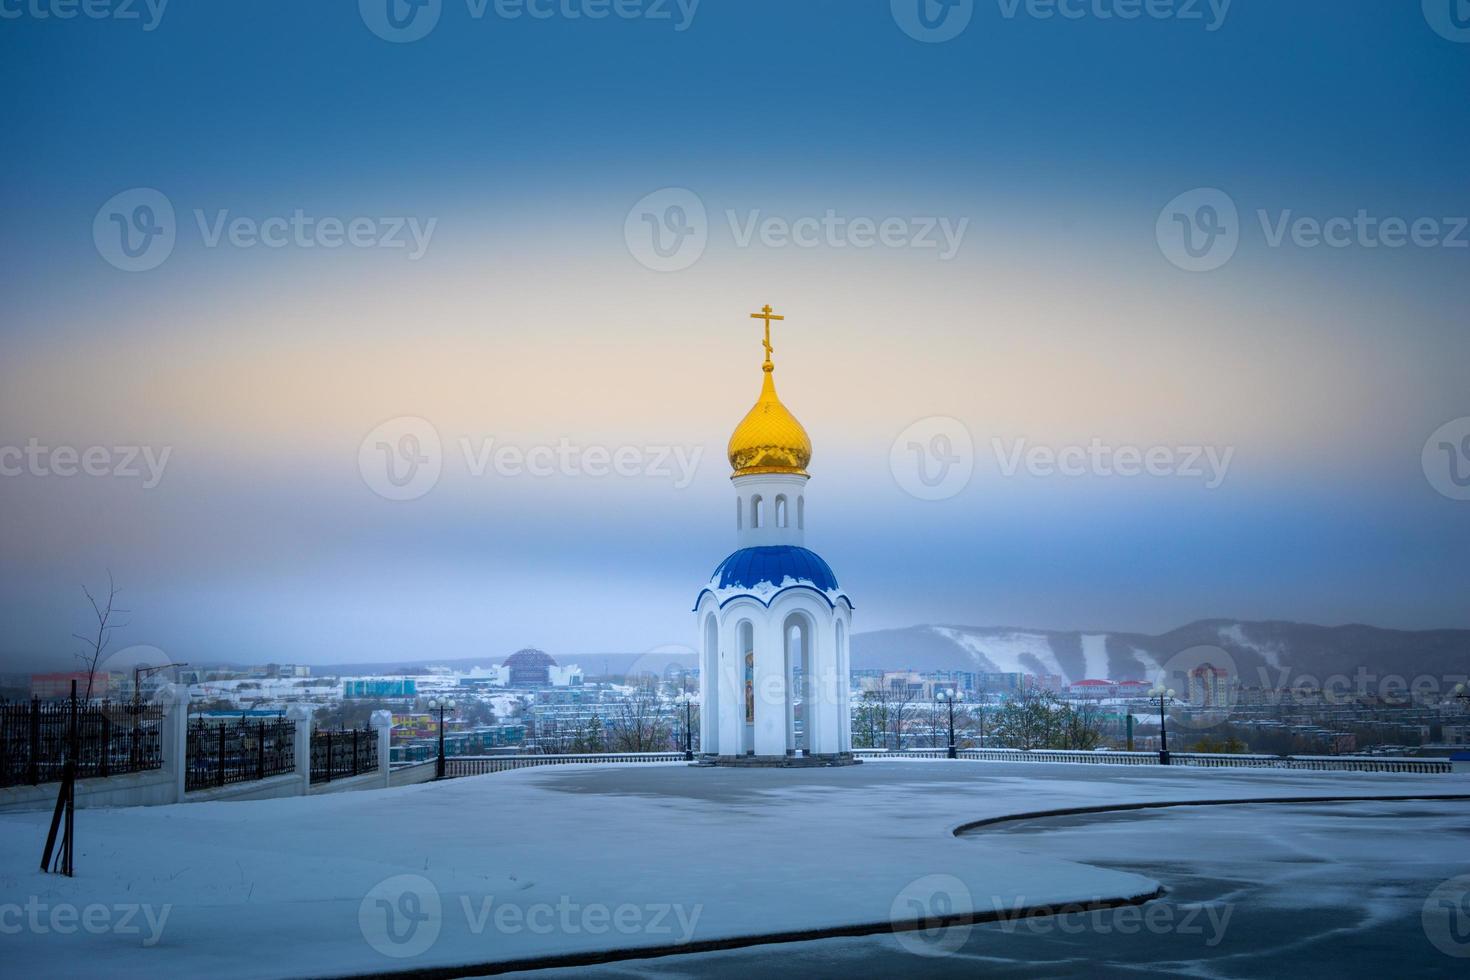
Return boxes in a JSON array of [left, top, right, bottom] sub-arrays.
[[324, 886, 1165, 980], [952, 792, 1470, 835]]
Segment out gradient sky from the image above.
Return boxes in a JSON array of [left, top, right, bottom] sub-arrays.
[[2, 1, 1468, 669]]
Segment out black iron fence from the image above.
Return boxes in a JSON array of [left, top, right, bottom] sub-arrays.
[[1, 699, 164, 788], [310, 727, 378, 784], [185, 716, 295, 792]]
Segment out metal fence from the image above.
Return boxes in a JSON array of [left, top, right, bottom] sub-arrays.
[[853, 747, 1454, 773], [443, 752, 684, 777], [0, 699, 164, 788], [185, 716, 296, 792], [310, 727, 378, 784]]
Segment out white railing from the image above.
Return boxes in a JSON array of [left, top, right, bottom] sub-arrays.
[[852, 747, 1453, 773], [443, 752, 685, 776]]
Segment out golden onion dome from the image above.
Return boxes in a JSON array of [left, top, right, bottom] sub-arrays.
[[727, 360, 812, 478]]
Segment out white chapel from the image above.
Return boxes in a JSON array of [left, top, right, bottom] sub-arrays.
[[693, 306, 857, 765]]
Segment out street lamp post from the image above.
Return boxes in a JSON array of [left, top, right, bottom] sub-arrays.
[[936, 689, 960, 759], [428, 697, 455, 779], [675, 692, 695, 761], [1148, 685, 1175, 765]]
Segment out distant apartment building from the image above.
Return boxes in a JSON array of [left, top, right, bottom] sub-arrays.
[[30, 671, 116, 699], [1188, 663, 1230, 707], [390, 723, 527, 764], [342, 677, 418, 699], [977, 672, 1026, 694]]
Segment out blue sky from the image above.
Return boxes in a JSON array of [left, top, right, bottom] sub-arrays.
[[2, 1, 1468, 667]]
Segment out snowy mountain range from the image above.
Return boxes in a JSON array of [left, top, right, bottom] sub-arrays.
[[849, 620, 1470, 687]]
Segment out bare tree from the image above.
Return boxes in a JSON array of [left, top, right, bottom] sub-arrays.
[[1058, 700, 1104, 750], [606, 685, 673, 752], [991, 687, 1056, 749], [874, 674, 921, 750], [852, 689, 888, 749], [72, 572, 128, 700], [924, 698, 945, 748]]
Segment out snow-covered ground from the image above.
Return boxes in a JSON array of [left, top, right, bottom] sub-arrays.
[[516, 800, 1470, 978], [1, 761, 1466, 978]]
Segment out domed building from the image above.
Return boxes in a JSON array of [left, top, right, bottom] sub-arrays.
[[503, 648, 557, 688], [692, 306, 856, 765]]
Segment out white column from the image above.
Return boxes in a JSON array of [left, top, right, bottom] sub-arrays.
[[808, 622, 832, 756], [717, 615, 744, 756], [371, 709, 393, 788], [839, 621, 852, 753], [160, 683, 190, 803], [699, 613, 717, 754], [286, 703, 314, 795]]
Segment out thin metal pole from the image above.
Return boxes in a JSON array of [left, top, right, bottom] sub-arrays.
[[1158, 695, 1171, 765]]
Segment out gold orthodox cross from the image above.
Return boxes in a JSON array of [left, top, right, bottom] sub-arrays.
[[749, 304, 784, 364]]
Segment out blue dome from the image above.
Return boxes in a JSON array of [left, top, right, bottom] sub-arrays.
[[711, 546, 840, 592]]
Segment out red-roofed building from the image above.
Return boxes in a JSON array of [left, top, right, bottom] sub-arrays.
[[30, 672, 113, 700]]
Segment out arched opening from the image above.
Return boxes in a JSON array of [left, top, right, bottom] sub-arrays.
[[797, 496, 805, 530], [702, 614, 719, 756], [735, 497, 742, 531], [775, 495, 788, 528], [737, 619, 755, 755], [751, 495, 763, 529], [783, 612, 815, 757]]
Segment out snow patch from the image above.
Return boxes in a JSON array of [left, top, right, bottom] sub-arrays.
[[1080, 634, 1110, 681], [1217, 623, 1285, 669], [933, 628, 1070, 684], [1130, 647, 1163, 679], [703, 575, 849, 609]]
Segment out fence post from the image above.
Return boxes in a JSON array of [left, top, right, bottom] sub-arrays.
[[28, 697, 40, 785], [286, 704, 313, 796], [351, 729, 359, 777], [156, 684, 190, 803], [371, 710, 393, 789], [99, 712, 111, 779], [216, 723, 226, 788], [257, 721, 266, 780]]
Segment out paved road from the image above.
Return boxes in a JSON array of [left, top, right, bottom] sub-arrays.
[[503, 799, 1470, 978]]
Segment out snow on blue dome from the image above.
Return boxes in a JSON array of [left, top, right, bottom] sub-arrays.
[[711, 546, 840, 592]]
